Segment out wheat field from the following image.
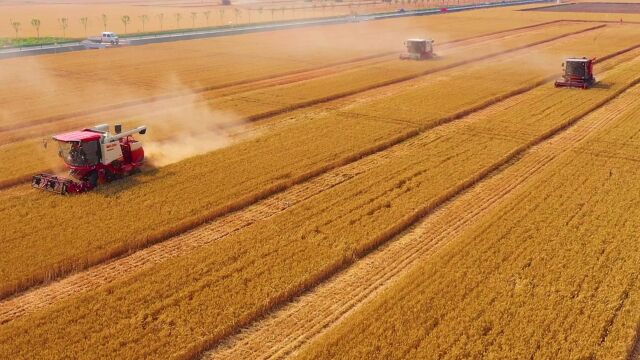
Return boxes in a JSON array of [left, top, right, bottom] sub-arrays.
[[2, 2, 640, 359]]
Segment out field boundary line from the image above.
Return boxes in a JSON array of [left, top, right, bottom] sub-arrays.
[[0, 20, 593, 142], [198, 68, 640, 360]]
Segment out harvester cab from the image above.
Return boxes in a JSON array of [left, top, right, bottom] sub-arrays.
[[555, 57, 596, 89], [400, 39, 435, 60], [32, 124, 147, 195]]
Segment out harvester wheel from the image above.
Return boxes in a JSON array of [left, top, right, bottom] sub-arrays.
[[105, 170, 118, 182], [87, 171, 99, 188]]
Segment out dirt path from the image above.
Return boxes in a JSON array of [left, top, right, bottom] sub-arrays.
[[203, 74, 640, 360]]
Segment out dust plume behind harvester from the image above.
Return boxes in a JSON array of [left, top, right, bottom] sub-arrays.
[[555, 57, 596, 89], [32, 124, 147, 195], [400, 39, 436, 60]]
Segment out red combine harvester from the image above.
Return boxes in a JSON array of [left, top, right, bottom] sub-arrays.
[[32, 124, 147, 194], [555, 57, 596, 89], [400, 39, 435, 60]]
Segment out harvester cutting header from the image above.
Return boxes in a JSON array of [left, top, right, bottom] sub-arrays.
[[32, 124, 147, 195]]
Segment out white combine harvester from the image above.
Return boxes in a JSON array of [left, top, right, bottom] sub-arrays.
[[81, 32, 129, 49]]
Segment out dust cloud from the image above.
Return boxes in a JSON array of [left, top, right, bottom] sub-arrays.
[[142, 76, 245, 167], [0, 56, 246, 169]]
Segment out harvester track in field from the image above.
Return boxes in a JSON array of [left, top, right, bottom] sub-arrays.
[[631, 333, 640, 360], [0, 20, 600, 146], [202, 73, 640, 360], [2, 45, 639, 328]]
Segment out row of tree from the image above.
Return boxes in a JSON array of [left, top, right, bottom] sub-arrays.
[[10, 17, 75, 39], [7, 0, 460, 39]]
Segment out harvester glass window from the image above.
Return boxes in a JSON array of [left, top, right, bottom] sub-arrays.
[[57, 141, 100, 166], [566, 61, 586, 78], [408, 42, 423, 53]]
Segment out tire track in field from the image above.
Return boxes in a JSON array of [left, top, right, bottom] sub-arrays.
[[0, 38, 638, 306], [1, 45, 639, 331], [0, 19, 572, 145], [202, 71, 640, 360], [629, 326, 640, 360], [0, 20, 596, 146]]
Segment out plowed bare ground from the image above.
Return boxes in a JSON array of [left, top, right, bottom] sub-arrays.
[[203, 73, 640, 360]]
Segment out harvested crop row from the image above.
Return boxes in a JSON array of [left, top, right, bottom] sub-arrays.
[[2, 50, 640, 359], [0, 25, 638, 301], [207, 69, 640, 360], [0, 23, 623, 190], [293, 86, 640, 360]]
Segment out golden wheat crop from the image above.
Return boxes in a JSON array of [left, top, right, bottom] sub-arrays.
[[1, 23, 627, 300], [2, 43, 640, 359], [0, 22, 619, 188], [3, 5, 640, 358], [293, 84, 640, 360]]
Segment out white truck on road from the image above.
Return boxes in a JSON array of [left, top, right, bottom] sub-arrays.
[[82, 32, 126, 49]]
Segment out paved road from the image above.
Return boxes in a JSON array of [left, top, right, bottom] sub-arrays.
[[0, 0, 549, 59]]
